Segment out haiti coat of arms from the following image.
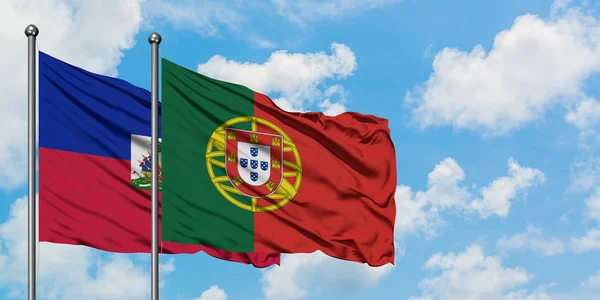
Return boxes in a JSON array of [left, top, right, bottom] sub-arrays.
[[130, 134, 162, 190]]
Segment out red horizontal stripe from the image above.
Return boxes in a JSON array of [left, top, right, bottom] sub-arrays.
[[39, 147, 279, 267]]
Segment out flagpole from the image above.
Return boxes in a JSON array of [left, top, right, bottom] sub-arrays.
[[148, 32, 162, 300], [25, 24, 39, 300]]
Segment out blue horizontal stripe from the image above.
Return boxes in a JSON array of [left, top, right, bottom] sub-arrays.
[[39, 51, 161, 160]]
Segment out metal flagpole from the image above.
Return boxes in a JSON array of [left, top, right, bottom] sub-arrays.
[[148, 32, 162, 300], [25, 24, 39, 300]]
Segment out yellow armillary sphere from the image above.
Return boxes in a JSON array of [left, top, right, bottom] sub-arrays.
[[205, 116, 302, 212]]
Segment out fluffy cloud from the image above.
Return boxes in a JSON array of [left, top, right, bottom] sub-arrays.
[[194, 285, 228, 300], [396, 157, 545, 238], [496, 226, 566, 257], [394, 157, 468, 239], [565, 98, 600, 137], [406, 2, 600, 135], [272, 0, 402, 25], [259, 251, 394, 300], [571, 228, 600, 253], [408, 244, 547, 300], [394, 185, 445, 239], [0, 0, 144, 189], [469, 158, 546, 218], [197, 43, 356, 114], [0, 195, 175, 299], [481, 157, 600, 257]]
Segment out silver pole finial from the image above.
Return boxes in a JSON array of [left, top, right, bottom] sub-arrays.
[[24, 24, 39, 37], [148, 32, 162, 45]]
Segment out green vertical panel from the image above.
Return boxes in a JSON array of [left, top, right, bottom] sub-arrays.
[[161, 58, 255, 252]]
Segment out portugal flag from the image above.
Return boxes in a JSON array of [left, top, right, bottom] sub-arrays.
[[161, 59, 397, 266]]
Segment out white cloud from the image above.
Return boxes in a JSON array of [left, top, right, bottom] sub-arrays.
[[496, 226, 566, 257], [569, 157, 600, 192], [259, 251, 394, 300], [194, 285, 228, 300], [160, 257, 175, 273], [396, 157, 544, 238], [469, 158, 546, 219], [584, 188, 600, 222], [316, 85, 348, 116], [409, 244, 543, 300], [394, 185, 445, 238], [0, 195, 175, 299], [272, 98, 305, 113], [421, 157, 471, 209], [571, 228, 600, 253], [317, 99, 346, 116], [272, 0, 402, 25], [394, 158, 467, 238], [551, 0, 574, 17], [0, 0, 145, 189], [197, 43, 356, 113], [581, 270, 600, 289], [565, 98, 600, 137], [406, 4, 600, 135], [319, 99, 346, 116], [143, 0, 243, 37]]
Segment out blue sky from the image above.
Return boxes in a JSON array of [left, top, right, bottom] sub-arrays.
[[1, 0, 600, 299]]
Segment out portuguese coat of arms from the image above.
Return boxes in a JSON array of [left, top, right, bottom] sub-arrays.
[[225, 128, 283, 197]]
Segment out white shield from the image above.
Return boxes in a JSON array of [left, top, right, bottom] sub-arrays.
[[237, 141, 270, 186]]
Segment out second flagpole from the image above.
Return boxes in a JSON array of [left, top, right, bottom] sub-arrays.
[[149, 32, 161, 300], [25, 24, 39, 300]]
